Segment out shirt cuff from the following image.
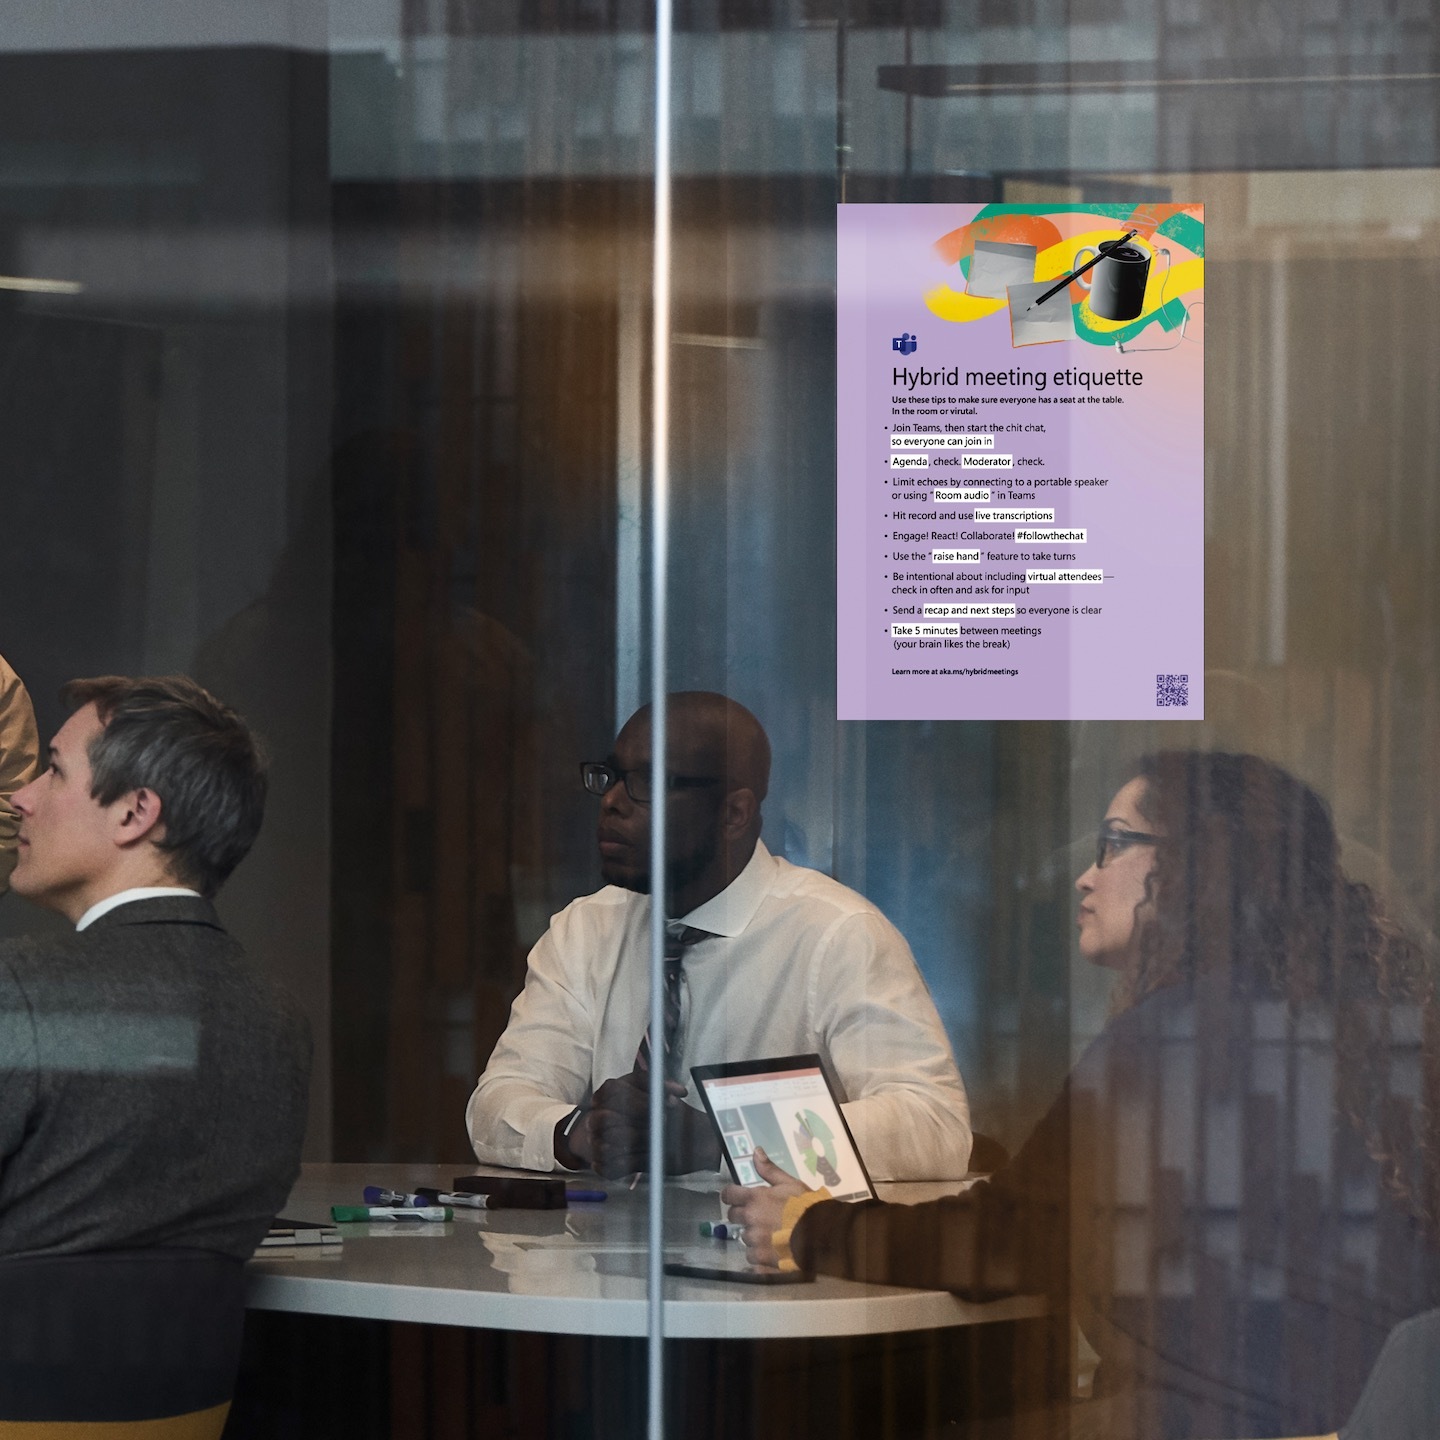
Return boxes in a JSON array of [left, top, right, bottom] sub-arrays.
[[522, 1100, 582, 1171], [774, 1187, 832, 1271]]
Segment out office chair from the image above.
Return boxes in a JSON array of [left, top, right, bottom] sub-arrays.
[[1333, 1305, 1440, 1440], [1208, 1305, 1440, 1440], [0, 1247, 247, 1438]]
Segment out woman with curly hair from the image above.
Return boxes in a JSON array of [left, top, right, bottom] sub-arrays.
[[725, 752, 1440, 1439]]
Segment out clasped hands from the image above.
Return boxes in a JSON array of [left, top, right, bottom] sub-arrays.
[[556, 1070, 721, 1178], [556, 1077, 815, 1268]]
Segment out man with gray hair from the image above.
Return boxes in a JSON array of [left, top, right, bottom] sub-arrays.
[[0, 653, 40, 892], [0, 675, 311, 1259]]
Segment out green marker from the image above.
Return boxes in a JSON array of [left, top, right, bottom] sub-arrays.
[[331, 1205, 452, 1222]]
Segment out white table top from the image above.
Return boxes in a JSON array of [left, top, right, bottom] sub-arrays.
[[245, 1164, 1043, 1340]]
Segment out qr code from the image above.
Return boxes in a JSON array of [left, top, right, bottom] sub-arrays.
[[1156, 673, 1189, 707]]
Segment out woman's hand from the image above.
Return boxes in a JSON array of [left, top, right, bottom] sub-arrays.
[[719, 1148, 811, 1268]]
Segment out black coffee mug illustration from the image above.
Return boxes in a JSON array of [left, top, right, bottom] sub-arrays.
[[1073, 240, 1151, 322]]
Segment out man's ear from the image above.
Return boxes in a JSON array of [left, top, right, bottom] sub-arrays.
[[722, 787, 758, 840], [111, 787, 166, 850]]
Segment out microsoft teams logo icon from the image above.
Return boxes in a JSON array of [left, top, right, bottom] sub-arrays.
[[892, 332, 918, 356]]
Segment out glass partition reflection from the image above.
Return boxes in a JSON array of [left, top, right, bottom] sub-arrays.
[[658, 10, 1440, 1440], [1, 1, 1437, 1437]]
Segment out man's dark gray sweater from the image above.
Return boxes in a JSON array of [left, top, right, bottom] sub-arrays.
[[0, 895, 311, 1260]]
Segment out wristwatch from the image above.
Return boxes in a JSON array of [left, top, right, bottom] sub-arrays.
[[554, 1104, 588, 1169]]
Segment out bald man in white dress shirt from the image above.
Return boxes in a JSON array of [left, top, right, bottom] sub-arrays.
[[467, 693, 972, 1182]]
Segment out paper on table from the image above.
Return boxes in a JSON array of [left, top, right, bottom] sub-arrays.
[[966, 241, 1037, 299], [1007, 280, 1077, 347], [251, 1245, 344, 1262]]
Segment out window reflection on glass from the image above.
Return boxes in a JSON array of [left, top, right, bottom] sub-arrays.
[[0, 0, 1436, 1435]]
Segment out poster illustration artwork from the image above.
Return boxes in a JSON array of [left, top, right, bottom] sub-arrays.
[[837, 202, 1205, 722]]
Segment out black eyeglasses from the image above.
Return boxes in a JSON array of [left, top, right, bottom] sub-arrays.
[[580, 762, 722, 806], [1094, 825, 1161, 868]]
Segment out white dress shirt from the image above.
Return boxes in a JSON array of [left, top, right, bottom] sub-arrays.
[[466, 841, 972, 1180], [75, 887, 203, 931]]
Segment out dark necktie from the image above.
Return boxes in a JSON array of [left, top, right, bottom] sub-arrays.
[[634, 924, 709, 1079]]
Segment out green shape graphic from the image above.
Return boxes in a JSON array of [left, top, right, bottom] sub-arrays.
[[973, 202, 1136, 221], [1156, 212, 1205, 257], [794, 1109, 840, 1184]]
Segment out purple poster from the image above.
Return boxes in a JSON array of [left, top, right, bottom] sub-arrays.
[[837, 203, 1205, 721]]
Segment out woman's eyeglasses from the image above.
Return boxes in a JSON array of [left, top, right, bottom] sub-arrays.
[[1094, 825, 1161, 868]]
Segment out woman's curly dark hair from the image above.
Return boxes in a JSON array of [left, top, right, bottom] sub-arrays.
[[1114, 750, 1440, 1233]]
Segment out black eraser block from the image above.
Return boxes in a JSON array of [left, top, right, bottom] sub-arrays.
[[450, 1175, 568, 1209]]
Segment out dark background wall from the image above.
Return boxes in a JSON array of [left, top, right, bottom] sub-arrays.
[[0, 46, 335, 1157]]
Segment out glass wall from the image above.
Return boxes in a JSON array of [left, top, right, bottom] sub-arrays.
[[0, 27, 334, 1155], [1, 0, 1437, 1435]]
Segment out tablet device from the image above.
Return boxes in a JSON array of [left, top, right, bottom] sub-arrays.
[[690, 1054, 877, 1202], [663, 1260, 811, 1286]]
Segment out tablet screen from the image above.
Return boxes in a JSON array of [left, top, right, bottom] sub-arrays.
[[692, 1056, 876, 1202]]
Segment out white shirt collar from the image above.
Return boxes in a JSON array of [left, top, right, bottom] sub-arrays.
[[75, 887, 203, 932], [676, 839, 774, 938]]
